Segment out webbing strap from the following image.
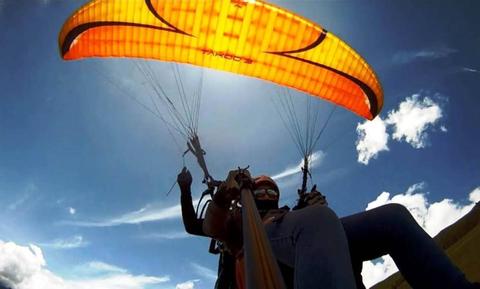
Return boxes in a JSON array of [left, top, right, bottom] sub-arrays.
[[241, 188, 286, 289]]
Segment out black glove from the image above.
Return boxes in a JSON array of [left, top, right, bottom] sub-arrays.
[[304, 185, 328, 206], [177, 167, 192, 192]]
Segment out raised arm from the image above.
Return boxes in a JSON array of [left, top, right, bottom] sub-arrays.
[[177, 167, 206, 236]]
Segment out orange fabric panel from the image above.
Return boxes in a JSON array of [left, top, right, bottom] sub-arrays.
[[235, 255, 245, 289], [59, 0, 383, 119]]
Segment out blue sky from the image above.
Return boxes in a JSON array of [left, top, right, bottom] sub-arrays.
[[0, 1, 479, 288]]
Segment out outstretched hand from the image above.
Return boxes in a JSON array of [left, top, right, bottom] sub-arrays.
[[177, 167, 192, 191]]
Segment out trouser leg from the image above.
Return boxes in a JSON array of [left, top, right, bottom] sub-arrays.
[[341, 203, 472, 289], [265, 205, 357, 289]]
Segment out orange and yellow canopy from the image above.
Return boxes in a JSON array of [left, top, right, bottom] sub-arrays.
[[59, 0, 383, 119]]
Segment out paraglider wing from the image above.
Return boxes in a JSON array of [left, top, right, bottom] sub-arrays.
[[59, 0, 383, 119]]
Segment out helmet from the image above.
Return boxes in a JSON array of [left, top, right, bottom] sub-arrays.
[[253, 175, 279, 209], [253, 175, 279, 193]]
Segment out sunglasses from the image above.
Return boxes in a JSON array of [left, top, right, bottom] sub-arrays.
[[253, 188, 279, 198]]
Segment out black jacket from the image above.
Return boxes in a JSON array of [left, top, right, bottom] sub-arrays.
[[180, 188, 236, 289]]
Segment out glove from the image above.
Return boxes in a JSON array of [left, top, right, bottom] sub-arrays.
[[304, 185, 328, 206], [177, 167, 192, 191], [213, 169, 251, 208]]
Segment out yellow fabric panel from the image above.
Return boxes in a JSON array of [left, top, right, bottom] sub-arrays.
[[59, 0, 383, 119]]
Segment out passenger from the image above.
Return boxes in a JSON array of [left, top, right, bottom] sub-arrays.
[[179, 167, 478, 289]]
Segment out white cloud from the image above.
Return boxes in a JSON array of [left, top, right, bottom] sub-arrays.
[[393, 46, 457, 64], [355, 93, 445, 165], [0, 240, 169, 289], [39, 235, 88, 250], [105, 203, 182, 225], [271, 151, 324, 181], [462, 67, 479, 73], [365, 182, 427, 219], [361, 184, 479, 287], [61, 201, 197, 227], [139, 231, 191, 241], [0, 241, 45, 289], [176, 280, 199, 289], [386, 95, 443, 148], [469, 187, 480, 202], [270, 151, 328, 195], [362, 256, 398, 289], [70, 261, 132, 278], [82, 261, 128, 275], [68, 207, 76, 215], [355, 117, 389, 165], [55, 274, 167, 289], [190, 263, 217, 281], [8, 183, 37, 211]]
